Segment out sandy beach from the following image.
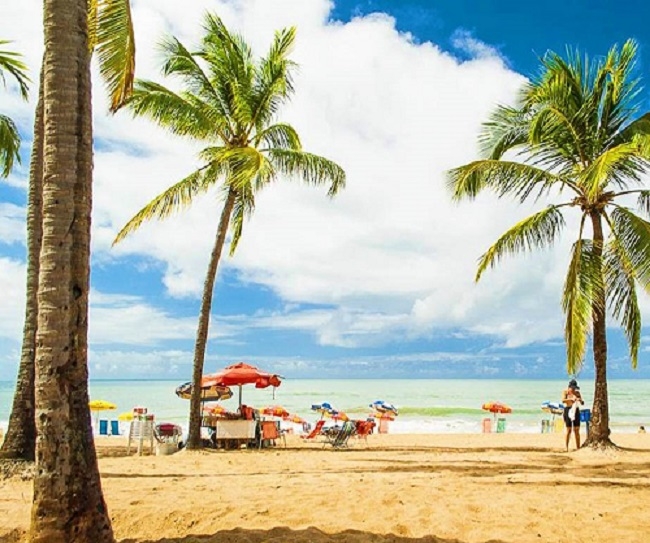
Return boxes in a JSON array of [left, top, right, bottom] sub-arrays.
[[1, 432, 649, 543]]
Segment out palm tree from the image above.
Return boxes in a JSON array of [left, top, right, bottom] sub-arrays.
[[447, 39, 650, 450], [113, 13, 346, 450], [30, 0, 114, 538], [1, 0, 135, 462], [0, 40, 29, 178]]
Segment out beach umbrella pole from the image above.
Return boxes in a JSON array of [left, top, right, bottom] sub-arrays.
[[238, 384, 242, 408]]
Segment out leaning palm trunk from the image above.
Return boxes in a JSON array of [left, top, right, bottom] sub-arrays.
[[0, 70, 43, 461], [30, 0, 114, 540], [584, 213, 612, 448], [186, 188, 237, 450]]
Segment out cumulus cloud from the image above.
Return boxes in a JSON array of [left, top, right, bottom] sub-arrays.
[[4, 0, 632, 377]]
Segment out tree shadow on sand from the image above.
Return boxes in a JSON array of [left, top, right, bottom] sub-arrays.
[[119, 526, 508, 543]]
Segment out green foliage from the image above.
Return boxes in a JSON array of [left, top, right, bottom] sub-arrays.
[[89, 0, 136, 112], [0, 40, 29, 177], [115, 12, 345, 250], [447, 38, 650, 372]]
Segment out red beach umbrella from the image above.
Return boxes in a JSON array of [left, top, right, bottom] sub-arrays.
[[262, 405, 290, 418], [202, 362, 282, 407], [202, 404, 231, 417], [482, 402, 512, 420], [283, 413, 306, 425]]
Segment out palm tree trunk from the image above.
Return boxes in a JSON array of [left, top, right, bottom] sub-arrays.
[[0, 66, 43, 461], [583, 211, 614, 449], [30, 0, 114, 540], [186, 187, 236, 450]]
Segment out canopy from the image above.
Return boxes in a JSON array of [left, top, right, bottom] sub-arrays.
[[89, 400, 116, 411], [175, 381, 233, 402], [202, 362, 282, 389], [203, 404, 233, 418], [202, 362, 283, 407], [482, 401, 512, 415], [262, 405, 290, 418], [541, 401, 564, 416], [369, 400, 399, 416], [117, 411, 134, 422], [283, 413, 306, 425]]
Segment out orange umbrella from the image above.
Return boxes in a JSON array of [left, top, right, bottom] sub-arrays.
[[283, 413, 306, 424], [482, 401, 512, 420], [202, 404, 232, 417], [262, 405, 290, 418], [324, 409, 349, 422]]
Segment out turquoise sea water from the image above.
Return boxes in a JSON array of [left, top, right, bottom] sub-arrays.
[[1, 379, 648, 434]]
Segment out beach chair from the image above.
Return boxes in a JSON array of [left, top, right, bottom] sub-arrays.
[[354, 420, 375, 444], [99, 419, 108, 436], [110, 420, 120, 436], [259, 420, 283, 449], [127, 419, 154, 455], [300, 419, 325, 441], [324, 421, 356, 449]]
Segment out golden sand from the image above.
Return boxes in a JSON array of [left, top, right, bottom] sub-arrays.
[[1, 432, 649, 542]]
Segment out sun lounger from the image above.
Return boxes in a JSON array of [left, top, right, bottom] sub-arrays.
[[300, 419, 325, 440], [324, 421, 356, 449]]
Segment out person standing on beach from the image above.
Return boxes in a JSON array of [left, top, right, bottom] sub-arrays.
[[562, 379, 584, 451]]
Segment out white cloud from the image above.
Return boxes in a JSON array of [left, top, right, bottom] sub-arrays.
[[0, 258, 26, 341], [4, 0, 638, 367]]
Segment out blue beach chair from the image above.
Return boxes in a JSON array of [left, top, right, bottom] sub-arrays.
[[99, 419, 108, 436], [110, 420, 120, 436]]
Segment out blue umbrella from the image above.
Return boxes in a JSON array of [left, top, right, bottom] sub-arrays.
[[369, 400, 399, 416], [541, 401, 564, 416]]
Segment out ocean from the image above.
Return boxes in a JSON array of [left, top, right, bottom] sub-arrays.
[[1, 378, 648, 435]]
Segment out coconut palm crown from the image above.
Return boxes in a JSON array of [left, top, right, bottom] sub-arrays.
[[114, 13, 345, 449], [0, 40, 29, 177], [447, 39, 650, 449]]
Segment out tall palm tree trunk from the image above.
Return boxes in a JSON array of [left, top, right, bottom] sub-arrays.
[[186, 188, 237, 450], [584, 212, 613, 449], [0, 68, 43, 461], [30, 0, 114, 540]]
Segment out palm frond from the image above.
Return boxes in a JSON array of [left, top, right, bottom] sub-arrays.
[[254, 123, 301, 150], [613, 112, 650, 147], [562, 238, 603, 373], [94, 0, 136, 112], [608, 205, 650, 289], [126, 80, 218, 140], [580, 141, 648, 199], [478, 105, 529, 160], [113, 164, 223, 244], [475, 206, 565, 281], [268, 149, 345, 196], [248, 27, 297, 133], [0, 114, 20, 177], [636, 191, 650, 218], [0, 40, 30, 99], [604, 238, 640, 368], [447, 159, 564, 203], [228, 185, 255, 255]]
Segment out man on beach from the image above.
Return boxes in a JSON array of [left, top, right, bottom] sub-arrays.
[[562, 378, 584, 451]]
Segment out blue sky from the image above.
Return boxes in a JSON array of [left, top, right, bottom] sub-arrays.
[[3, 0, 650, 381]]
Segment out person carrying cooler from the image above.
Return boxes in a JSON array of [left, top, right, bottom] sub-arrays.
[[562, 378, 584, 451]]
